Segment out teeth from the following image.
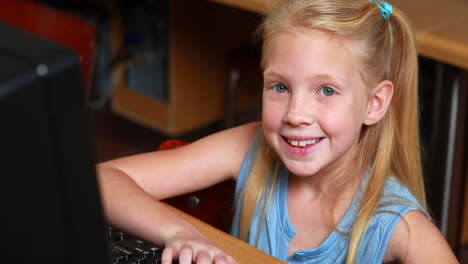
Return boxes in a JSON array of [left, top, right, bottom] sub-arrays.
[[287, 138, 321, 147]]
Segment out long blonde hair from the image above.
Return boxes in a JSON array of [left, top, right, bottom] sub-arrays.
[[238, 1, 426, 263]]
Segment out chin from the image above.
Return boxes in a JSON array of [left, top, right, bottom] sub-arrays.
[[283, 160, 321, 178], [289, 169, 318, 178]]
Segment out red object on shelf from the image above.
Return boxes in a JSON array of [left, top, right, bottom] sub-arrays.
[[0, 0, 96, 99], [157, 139, 189, 151]]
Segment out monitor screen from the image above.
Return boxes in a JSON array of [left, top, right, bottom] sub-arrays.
[[0, 21, 109, 263]]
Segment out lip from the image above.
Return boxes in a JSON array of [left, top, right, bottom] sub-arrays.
[[283, 135, 321, 141], [281, 136, 323, 156]]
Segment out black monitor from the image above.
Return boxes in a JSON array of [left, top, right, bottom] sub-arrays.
[[0, 22, 110, 263]]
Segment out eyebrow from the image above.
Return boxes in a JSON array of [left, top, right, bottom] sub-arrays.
[[263, 69, 347, 84], [311, 73, 346, 83]]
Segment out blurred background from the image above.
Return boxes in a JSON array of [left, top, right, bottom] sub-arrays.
[[1, 0, 466, 261]]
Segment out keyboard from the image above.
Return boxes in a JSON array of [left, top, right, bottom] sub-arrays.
[[108, 227, 179, 264]]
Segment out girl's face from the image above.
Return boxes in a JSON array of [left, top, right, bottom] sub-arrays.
[[262, 29, 371, 178]]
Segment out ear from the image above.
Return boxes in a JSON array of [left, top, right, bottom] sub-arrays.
[[364, 80, 394, 125]]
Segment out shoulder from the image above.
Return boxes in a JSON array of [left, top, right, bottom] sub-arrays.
[[381, 177, 419, 203], [220, 122, 262, 178], [186, 121, 260, 150], [194, 121, 261, 179], [377, 178, 458, 263], [217, 121, 261, 143], [203, 121, 261, 159], [384, 210, 458, 263], [376, 177, 425, 218], [371, 178, 424, 225], [187, 121, 261, 163]]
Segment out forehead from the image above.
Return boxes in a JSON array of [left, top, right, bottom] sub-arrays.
[[262, 28, 365, 83]]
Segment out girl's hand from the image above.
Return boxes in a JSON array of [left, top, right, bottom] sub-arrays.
[[161, 234, 237, 264]]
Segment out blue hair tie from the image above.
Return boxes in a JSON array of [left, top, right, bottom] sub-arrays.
[[369, 0, 393, 20]]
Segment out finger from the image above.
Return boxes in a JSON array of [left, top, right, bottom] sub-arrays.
[[212, 254, 228, 264], [195, 251, 211, 264], [179, 246, 194, 264], [226, 255, 238, 264], [161, 247, 176, 264]]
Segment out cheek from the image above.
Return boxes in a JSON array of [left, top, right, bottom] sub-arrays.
[[322, 106, 364, 139], [261, 106, 278, 148], [262, 100, 283, 127]]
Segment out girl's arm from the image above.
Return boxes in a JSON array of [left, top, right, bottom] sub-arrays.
[[97, 122, 261, 264], [384, 210, 459, 263]]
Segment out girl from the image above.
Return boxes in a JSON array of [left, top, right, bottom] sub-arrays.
[[97, 0, 459, 263]]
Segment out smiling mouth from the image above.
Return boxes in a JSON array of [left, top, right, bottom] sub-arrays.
[[286, 138, 322, 147]]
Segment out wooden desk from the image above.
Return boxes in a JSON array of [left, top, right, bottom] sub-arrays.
[[166, 204, 286, 264]]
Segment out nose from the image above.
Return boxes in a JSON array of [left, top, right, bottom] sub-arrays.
[[283, 94, 314, 126]]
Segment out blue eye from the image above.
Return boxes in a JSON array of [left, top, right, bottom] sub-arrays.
[[320, 87, 335, 96], [272, 84, 288, 93]]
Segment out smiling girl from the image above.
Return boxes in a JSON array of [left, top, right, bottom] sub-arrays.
[[97, 0, 459, 263]]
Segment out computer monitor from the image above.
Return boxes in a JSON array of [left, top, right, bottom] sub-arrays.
[[0, 21, 110, 263]]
